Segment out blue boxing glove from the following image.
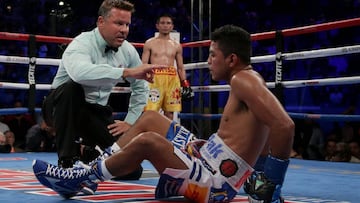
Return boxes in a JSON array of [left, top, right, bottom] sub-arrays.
[[181, 80, 194, 101], [244, 155, 289, 203], [243, 171, 284, 203]]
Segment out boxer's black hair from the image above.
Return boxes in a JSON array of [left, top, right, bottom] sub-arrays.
[[156, 13, 174, 24], [211, 25, 252, 65]]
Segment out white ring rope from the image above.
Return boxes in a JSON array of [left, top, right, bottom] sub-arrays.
[[283, 45, 360, 61], [0, 44, 360, 92], [1, 75, 359, 92], [191, 76, 360, 92], [0, 82, 51, 90], [0, 55, 60, 66], [176, 44, 360, 70], [1, 44, 360, 68]]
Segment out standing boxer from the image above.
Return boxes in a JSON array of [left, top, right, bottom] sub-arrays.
[[142, 13, 193, 120]]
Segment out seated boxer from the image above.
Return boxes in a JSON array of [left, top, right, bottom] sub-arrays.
[[32, 25, 294, 203]]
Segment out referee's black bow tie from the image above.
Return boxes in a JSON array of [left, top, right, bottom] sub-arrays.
[[105, 46, 118, 53]]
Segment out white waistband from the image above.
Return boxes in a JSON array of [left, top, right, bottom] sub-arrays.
[[200, 133, 254, 190]]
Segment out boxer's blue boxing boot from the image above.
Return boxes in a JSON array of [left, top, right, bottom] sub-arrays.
[[79, 144, 143, 194], [76, 161, 99, 195], [244, 155, 289, 203], [32, 159, 105, 199], [81, 181, 98, 195]]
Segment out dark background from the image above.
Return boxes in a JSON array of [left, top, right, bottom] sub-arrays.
[[0, 0, 360, 161]]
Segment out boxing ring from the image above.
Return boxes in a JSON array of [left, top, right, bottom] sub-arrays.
[[0, 18, 360, 203]]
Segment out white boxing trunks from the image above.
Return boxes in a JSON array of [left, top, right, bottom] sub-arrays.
[[156, 122, 253, 203]]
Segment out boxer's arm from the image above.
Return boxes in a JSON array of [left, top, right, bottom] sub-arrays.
[[175, 44, 186, 81], [232, 72, 294, 159], [175, 43, 194, 101], [141, 41, 151, 64]]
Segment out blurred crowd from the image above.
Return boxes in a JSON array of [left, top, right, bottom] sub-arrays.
[[0, 0, 359, 163], [291, 106, 360, 163], [0, 101, 56, 153]]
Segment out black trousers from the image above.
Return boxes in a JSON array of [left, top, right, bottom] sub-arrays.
[[42, 80, 115, 165]]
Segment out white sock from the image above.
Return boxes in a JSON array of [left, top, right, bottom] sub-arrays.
[[110, 142, 121, 153], [100, 160, 114, 180]]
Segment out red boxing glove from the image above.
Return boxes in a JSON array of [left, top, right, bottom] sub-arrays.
[[181, 80, 194, 101], [181, 79, 191, 87]]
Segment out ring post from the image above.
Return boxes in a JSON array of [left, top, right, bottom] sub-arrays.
[[275, 30, 284, 104], [28, 34, 36, 114]]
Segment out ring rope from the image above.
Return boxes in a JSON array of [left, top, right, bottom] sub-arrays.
[[190, 75, 360, 92], [2, 18, 360, 47], [178, 113, 360, 122], [0, 107, 41, 115], [170, 44, 360, 70], [182, 17, 360, 47], [1, 75, 359, 92], [1, 18, 360, 123], [0, 32, 73, 44], [2, 44, 359, 91], [0, 55, 60, 66], [1, 108, 359, 122], [2, 44, 359, 70]]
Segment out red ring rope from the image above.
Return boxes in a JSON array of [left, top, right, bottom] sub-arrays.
[[182, 17, 360, 47], [1, 17, 360, 48]]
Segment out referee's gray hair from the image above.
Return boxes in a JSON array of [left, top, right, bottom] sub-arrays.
[[98, 0, 135, 18]]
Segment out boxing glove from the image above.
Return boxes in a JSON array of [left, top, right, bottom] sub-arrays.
[[181, 79, 194, 101]]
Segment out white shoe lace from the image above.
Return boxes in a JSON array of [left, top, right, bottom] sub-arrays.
[[46, 164, 89, 180], [72, 161, 98, 195], [87, 145, 112, 166], [73, 145, 112, 170]]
